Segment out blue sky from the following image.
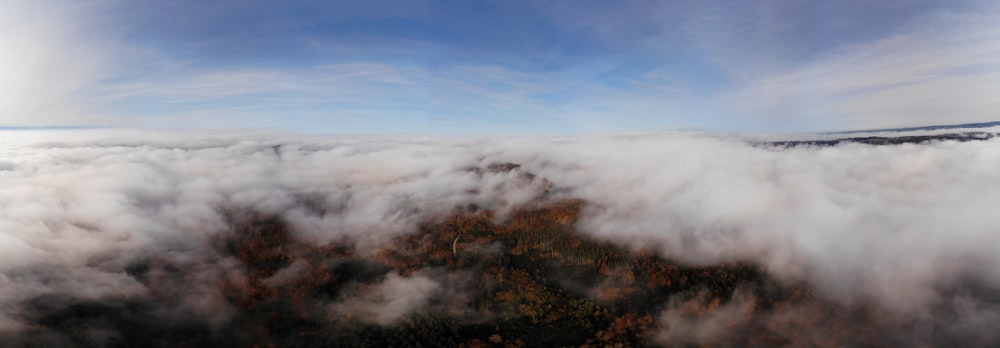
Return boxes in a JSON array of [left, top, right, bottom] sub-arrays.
[[2, 0, 999, 134]]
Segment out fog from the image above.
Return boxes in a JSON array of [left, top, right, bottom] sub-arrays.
[[2, 129, 999, 344]]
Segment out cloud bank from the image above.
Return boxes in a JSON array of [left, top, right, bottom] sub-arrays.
[[1, 129, 999, 345]]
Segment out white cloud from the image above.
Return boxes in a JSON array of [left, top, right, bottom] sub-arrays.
[[0, 0, 119, 126], [329, 272, 442, 325], [726, 7, 1000, 130], [1, 129, 999, 328], [512, 135, 1000, 315], [655, 291, 756, 347], [4, 0, 1000, 133]]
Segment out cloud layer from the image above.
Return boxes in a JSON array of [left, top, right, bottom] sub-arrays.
[[1, 129, 999, 344]]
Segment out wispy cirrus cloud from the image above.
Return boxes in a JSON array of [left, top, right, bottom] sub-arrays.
[[3, 0, 999, 133], [0, 0, 118, 126], [98, 62, 589, 133], [724, 7, 1000, 131]]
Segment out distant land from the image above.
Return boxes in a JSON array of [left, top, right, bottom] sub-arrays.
[[768, 131, 996, 147], [831, 120, 1000, 134]]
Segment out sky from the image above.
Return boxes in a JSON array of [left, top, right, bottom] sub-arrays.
[[2, 0, 1000, 134]]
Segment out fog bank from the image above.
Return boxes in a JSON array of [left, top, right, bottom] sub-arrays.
[[2, 129, 999, 344]]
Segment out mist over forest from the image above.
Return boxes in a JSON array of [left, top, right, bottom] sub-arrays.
[[1, 129, 999, 347], [5, 0, 1000, 345]]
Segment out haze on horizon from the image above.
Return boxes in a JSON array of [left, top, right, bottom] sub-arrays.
[[3, 0, 1000, 135]]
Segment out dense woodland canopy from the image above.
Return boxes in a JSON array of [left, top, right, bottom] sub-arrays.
[[5, 189, 972, 346], [12, 198, 800, 347]]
